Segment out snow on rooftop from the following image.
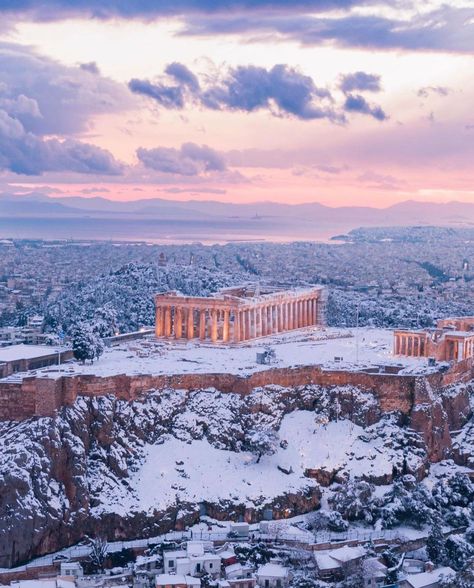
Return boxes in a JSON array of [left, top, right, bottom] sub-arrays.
[[403, 566, 455, 588], [0, 344, 67, 362], [256, 563, 288, 577], [328, 545, 366, 563], [4, 327, 436, 383]]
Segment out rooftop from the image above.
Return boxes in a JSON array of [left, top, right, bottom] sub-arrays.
[[156, 284, 326, 307], [0, 344, 68, 363]]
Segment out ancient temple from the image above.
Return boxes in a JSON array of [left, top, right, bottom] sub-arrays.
[[155, 284, 327, 344], [394, 317, 474, 362]]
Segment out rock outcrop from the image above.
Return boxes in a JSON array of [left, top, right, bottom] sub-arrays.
[[0, 376, 472, 568]]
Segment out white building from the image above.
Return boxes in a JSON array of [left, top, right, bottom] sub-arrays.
[[399, 566, 455, 588], [256, 563, 289, 588], [60, 562, 84, 578], [163, 542, 221, 579], [362, 557, 388, 588], [155, 574, 201, 588]]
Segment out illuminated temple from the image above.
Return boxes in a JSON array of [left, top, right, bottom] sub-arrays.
[[155, 285, 327, 344], [394, 317, 474, 362]]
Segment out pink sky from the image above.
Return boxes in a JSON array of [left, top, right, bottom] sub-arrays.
[[1, 2, 474, 206]]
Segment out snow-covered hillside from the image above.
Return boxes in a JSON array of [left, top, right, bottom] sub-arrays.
[[2, 380, 472, 568]]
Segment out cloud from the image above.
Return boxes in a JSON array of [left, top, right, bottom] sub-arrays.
[[130, 63, 352, 122], [0, 1, 378, 20], [202, 64, 336, 120], [161, 187, 227, 194], [79, 61, 100, 74], [339, 72, 381, 94], [0, 43, 129, 176], [357, 170, 406, 190], [182, 6, 474, 53], [165, 62, 200, 92], [137, 142, 227, 176], [417, 86, 451, 98], [0, 42, 134, 136], [343, 94, 387, 121], [0, 109, 123, 175], [80, 187, 110, 193], [128, 78, 187, 109]]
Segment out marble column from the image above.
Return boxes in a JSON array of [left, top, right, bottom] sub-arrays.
[[241, 310, 247, 341], [256, 307, 262, 338], [223, 309, 230, 343], [155, 306, 163, 337], [294, 301, 300, 328], [261, 306, 267, 337], [164, 306, 172, 337], [199, 310, 206, 340], [283, 303, 288, 331], [246, 309, 252, 340], [187, 307, 194, 339], [211, 309, 218, 342], [175, 307, 183, 338]]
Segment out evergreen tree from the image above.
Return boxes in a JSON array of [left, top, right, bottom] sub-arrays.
[[245, 426, 279, 463], [72, 323, 104, 364], [426, 516, 447, 565]]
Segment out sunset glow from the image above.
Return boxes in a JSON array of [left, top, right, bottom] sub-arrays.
[[0, 1, 473, 206]]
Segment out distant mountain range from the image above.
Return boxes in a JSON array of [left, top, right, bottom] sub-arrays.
[[1, 192, 473, 224], [0, 192, 473, 242]]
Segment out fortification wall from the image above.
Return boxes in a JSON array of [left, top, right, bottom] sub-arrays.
[[0, 357, 471, 421]]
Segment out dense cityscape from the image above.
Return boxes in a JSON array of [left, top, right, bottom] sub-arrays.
[[1, 0, 474, 586]]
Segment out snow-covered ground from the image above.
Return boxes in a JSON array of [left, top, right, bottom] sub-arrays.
[[2, 327, 436, 382], [100, 412, 406, 516]]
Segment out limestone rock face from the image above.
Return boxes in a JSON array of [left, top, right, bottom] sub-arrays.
[[0, 377, 471, 568]]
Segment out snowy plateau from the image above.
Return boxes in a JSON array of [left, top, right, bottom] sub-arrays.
[[1, 342, 473, 571]]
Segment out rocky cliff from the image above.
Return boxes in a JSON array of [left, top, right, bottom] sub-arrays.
[[0, 379, 472, 568]]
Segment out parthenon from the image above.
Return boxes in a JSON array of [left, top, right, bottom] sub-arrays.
[[155, 284, 327, 343]]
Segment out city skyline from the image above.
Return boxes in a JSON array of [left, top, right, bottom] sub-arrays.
[[0, 1, 473, 206]]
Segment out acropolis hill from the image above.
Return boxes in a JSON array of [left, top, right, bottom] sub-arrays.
[[0, 288, 473, 452], [0, 315, 473, 463], [1, 289, 474, 567]]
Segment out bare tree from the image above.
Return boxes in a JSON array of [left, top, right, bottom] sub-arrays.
[[89, 536, 109, 571]]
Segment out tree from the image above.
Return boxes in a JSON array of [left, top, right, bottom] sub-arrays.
[[426, 516, 447, 565], [445, 535, 474, 571], [329, 480, 375, 522], [245, 426, 279, 463], [93, 304, 118, 338], [72, 323, 104, 364], [89, 536, 108, 571]]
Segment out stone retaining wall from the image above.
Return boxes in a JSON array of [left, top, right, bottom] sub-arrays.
[[0, 358, 472, 421]]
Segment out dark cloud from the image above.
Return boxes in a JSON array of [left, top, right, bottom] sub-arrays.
[[339, 71, 381, 94], [130, 63, 345, 122], [79, 61, 100, 74], [137, 142, 227, 176], [202, 64, 336, 120], [417, 86, 451, 98], [0, 109, 123, 175], [128, 78, 187, 109], [182, 6, 474, 53], [165, 62, 200, 92], [344, 94, 387, 121], [0, 1, 377, 20]]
